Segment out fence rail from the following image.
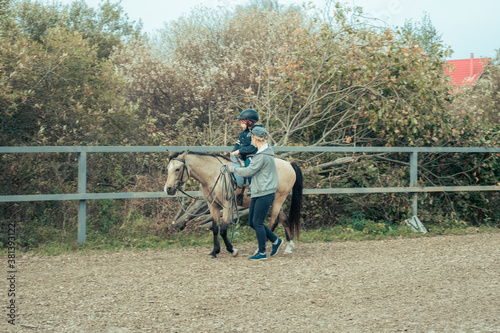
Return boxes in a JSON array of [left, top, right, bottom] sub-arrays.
[[1, 146, 499, 153], [1, 146, 499, 242]]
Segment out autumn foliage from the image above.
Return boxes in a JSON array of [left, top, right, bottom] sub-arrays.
[[1, 0, 498, 248]]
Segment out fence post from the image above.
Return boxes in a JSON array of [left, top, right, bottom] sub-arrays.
[[410, 151, 418, 216], [406, 151, 427, 233], [78, 151, 87, 243]]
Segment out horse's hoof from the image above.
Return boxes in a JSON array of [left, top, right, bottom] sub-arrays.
[[284, 242, 295, 255], [232, 249, 239, 257], [208, 254, 216, 259]]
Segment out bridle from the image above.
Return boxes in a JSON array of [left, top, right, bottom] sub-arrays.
[[171, 158, 190, 193]]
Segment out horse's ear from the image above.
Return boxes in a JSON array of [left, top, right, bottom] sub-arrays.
[[166, 150, 174, 160], [179, 150, 190, 160]]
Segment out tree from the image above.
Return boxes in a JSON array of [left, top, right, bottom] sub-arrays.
[[10, 0, 142, 58], [400, 12, 446, 57], [1, 0, 145, 145], [0, 0, 13, 32], [112, 1, 306, 145], [254, 5, 453, 148], [0, 1, 146, 246], [0, 26, 140, 146]]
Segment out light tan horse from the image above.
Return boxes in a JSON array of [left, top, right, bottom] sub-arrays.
[[164, 150, 303, 259]]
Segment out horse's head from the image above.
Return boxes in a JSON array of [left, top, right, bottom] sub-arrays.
[[164, 150, 190, 195]]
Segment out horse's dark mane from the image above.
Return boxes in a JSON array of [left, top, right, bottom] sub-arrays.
[[169, 151, 231, 162]]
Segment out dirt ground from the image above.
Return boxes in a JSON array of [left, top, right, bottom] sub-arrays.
[[4, 232, 500, 332]]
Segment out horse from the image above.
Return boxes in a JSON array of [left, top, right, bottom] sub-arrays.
[[164, 150, 303, 259]]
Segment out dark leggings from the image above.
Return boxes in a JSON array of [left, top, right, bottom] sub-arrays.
[[248, 193, 278, 253]]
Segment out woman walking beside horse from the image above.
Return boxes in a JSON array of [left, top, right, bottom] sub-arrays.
[[230, 126, 283, 260]]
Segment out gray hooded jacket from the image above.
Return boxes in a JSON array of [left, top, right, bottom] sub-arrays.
[[232, 144, 279, 198]]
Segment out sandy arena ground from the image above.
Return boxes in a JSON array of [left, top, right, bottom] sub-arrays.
[[3, 232, 500, 332]]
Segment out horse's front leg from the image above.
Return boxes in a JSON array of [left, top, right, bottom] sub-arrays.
[[220, 205, 239, 257], [208, 205, 221, 259]]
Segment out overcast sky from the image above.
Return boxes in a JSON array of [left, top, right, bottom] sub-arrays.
[[54, 0, 499, 60]]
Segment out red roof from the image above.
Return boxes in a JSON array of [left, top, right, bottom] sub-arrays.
[[444, 55, 490, 86]]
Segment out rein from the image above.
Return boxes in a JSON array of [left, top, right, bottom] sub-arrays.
[[173, 155, 241, 241]]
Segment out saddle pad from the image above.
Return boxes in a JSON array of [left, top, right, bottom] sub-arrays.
[[231, 162, 245, 187]]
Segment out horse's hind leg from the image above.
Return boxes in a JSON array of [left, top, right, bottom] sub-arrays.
[[269, 209, 289, 238], [269, 204, 294, 254], [276, 209, 295, 254]]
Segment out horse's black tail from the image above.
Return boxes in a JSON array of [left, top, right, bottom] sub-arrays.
[[289, 162, 303, 240]]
